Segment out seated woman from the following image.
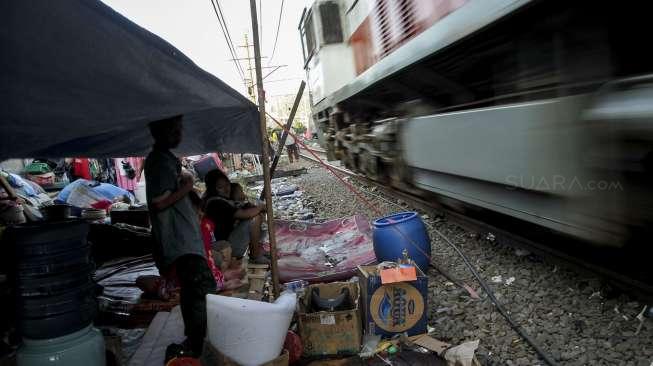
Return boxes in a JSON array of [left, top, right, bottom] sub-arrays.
[[137, 190, 245, 299], [202, 169, 269, 264]]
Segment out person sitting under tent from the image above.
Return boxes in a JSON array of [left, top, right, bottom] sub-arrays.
[[202, 169, 269, 265]]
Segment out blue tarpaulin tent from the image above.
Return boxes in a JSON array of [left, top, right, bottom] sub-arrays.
[[0, 0, 262, 159]]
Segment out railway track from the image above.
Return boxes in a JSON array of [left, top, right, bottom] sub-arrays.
[[299, 149, 653, 301]]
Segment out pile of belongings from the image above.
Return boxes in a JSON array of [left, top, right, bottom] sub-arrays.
[[24, 159, 69, 189], [56, 179, 135, 210], [185, 153, 224, 180], [253, 179, 315, 221], [0, 169, 53, 223]]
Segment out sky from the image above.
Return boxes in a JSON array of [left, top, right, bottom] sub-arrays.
[[101, 0, 308, 97]]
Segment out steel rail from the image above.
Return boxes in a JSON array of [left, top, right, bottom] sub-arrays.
[[299, 152, 653, 300]]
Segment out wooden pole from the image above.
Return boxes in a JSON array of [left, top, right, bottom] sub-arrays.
[[249, 0, 281, 298], [259, 80, 306, 200]]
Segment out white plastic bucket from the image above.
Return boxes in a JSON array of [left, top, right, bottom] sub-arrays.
[[206, 292, 296, 366]]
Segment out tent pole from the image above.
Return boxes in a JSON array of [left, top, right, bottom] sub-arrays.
[[249, 0, 281, 299], [259, 80, 306, 201]]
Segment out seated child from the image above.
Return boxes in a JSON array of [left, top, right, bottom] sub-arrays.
[[190, 190, 244, 283], [199, 215, 244, 291], [230, 182, 254, 209]]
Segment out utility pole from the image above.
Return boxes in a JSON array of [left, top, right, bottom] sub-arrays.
[[238, 35, 285, 103], [240, 34, 257, 102], [249, 0, 281, 298], [238, 36, 287, 131]]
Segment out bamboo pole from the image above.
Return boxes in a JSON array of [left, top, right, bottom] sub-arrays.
[[259, 80, 306, 200], [249, 0, 280, 298]]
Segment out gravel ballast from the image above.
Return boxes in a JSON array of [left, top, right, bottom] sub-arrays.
[[269, 160, 653, 366]]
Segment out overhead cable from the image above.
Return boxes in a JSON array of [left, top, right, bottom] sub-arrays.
[[215, 0, 246, 79], [208, 0, 246, 82], [268, 0, 285, 65]]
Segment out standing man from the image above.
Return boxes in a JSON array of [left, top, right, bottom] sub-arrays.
[[144, 115, 216, 360], [285, 132, 300, 164]]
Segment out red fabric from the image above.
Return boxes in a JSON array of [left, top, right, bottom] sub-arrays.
[[72, 158, 91, 180], [283, 331, 302, 364], [166, 357, 200, 366], [90, 199, 112, 210], [200, 217, 224, 290]]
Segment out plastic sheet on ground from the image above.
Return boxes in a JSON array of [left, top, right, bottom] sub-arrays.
[[128, 307, 185, 366], [57, 179, 134, 208], [94, 256, 160, 316], [263, 215, 376, 283]]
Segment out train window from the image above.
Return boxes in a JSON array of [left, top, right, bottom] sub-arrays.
[[302, 11, 317, 61], [319, 1, 343, 44]]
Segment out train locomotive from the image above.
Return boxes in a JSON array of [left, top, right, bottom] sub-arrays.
[[298, 0, 653, 247]]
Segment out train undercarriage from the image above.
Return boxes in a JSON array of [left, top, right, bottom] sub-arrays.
[[308, 0, 653, 247]]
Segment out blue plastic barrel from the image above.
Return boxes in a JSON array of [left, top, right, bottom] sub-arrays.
[[372, 212, 431, 272]]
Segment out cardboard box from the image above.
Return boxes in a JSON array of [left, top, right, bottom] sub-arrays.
[[298, 282, 362, 357], [357, 265, 428, 338]]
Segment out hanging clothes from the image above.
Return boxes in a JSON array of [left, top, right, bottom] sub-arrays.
[[96, 159, 116, 184], [72, 158, 91, 180], [114, 157, 144, 191], [88, 159, 100, 180]]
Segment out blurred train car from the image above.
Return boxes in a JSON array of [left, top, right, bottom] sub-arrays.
[[298, 0, 653, 247]]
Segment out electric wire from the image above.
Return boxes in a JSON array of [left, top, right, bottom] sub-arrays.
[[208, 0, 246, 82], [217, 0, 247, 80], [268, 0, 285, 65], [215, 0, 245, 77]]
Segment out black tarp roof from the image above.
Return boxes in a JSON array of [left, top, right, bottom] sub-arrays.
[[0, 0, 262, 159]]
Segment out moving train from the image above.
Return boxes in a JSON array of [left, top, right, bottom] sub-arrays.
[[298, 0, 653, 247]]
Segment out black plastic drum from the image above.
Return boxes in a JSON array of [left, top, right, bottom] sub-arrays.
[[4, 220, 99, 339]]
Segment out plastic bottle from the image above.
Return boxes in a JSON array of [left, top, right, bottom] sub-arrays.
[[283, 280, 309, 295]]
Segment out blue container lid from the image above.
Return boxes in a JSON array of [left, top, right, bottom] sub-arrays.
[[373, 211, 418, 228]]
